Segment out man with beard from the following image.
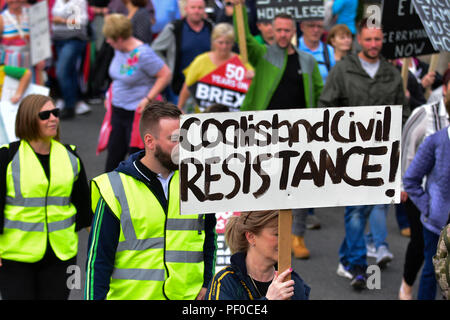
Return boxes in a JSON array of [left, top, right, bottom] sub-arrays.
[[86, 101, 217, 300], [319, 18, 410, 290]]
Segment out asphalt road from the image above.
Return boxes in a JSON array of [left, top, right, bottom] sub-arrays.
[[56, 102, 423, 301]]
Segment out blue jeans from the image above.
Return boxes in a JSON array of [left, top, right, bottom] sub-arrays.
[[418, 227, 439, 300], [364, 204, 390, 249], [54, 39, 87, 109], [339, 204, 389, 269]]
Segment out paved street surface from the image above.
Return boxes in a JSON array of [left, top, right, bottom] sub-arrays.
[[56, 103, 418, 300]]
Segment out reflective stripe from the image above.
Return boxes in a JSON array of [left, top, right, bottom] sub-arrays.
[[4, 216, 75, 232], [66, 148, 79, 179], [8, 142, 77, 208], [6, 196, 70, 207], [48, 215, 75, 232], [111, 268, 165, 281], [107, 172, 136, 240], [4, 218, 44, 232], [165, 250, 204, 263], [117, 237, 165, 252], [166, 219, 204, 231]]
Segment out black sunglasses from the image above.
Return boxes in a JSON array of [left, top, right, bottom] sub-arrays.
[[38, 108, 60, 120]]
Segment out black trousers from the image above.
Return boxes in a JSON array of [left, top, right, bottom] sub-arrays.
[[105, 106, 135, 172], [402, 198, 425, 286], [0, 247, 76, 300]]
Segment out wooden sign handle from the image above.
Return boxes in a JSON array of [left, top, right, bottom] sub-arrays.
[[425, 53, 440, 99], [278, 209, 292, 281], [401, 57, 411, 94], [234, 3, 248, 64]]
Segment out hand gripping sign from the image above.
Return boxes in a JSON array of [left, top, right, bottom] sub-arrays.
[[188, 55, 252, 112]]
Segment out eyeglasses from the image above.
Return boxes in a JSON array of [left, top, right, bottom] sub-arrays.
[[225, 2, 233, 6], [38, 108, 60, 120]]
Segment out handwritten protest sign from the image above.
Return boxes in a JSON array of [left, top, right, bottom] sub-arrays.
[[188, 55, 251, 112], [255, 0, 325, 22], [179, 106, 402, 215], [381, 0, 437, 59], [28, 1, 52, 66], [412, 0, 450, 52]]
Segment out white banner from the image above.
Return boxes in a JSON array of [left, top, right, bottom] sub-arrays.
[[28, 1, 52, 65], [179, 106, 402, 214]]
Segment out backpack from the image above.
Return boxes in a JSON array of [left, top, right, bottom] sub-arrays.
[[433, 223, 450, 299]]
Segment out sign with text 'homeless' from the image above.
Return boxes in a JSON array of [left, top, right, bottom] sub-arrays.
[[412, 0, 450, 52], [255, 0, 325, 22], [179, 106, 402, 215], [188, 55, 251, 112], [381, 0, 438, 59]]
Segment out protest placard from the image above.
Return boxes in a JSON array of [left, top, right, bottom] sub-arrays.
[[28, 1, 52, 66], [255, 0, 325, 22], [412, 0, 450, 52], [381, 0, 437, 59], [188, 55, 252, 112], [179, 106, 402, 215], [0, 76, 50, 143]]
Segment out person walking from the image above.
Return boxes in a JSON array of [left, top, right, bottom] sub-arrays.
[[102, 13, 171, 172], [85, 100, 217, 300], [320, 17, 409, 290], [0, 94, 92, 299]]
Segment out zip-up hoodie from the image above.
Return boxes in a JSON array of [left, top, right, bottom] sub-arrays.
[[206, 251, 310, 300], [85, 151, 217, 300]]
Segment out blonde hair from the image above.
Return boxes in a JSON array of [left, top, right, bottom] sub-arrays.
[[211, 23, 235, 49], [102, 14, 132, 41], [15, 94, 59, 142], [225, 210, 278, 254]]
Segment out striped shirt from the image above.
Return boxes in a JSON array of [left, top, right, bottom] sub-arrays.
[[401, 98, 449, 189], [0, 9, 30, 68]]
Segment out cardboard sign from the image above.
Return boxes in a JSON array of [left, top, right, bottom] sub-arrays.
[[28, 1, 52, 65], [255, 0, 325, 22], [412, 0, 450, 52], [188, 55, 251, 112], [381, 0, 438, 59], [179, 106, 402, 215]]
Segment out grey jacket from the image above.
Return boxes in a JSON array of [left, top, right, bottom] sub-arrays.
[[319, 54, 410, 125]]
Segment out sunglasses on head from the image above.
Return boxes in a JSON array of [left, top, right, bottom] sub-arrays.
[[38, 108, 60, 120]]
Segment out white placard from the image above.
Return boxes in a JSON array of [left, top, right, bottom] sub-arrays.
[[179, 106, 402, 215], [28, 1, 52, 65], [0, 76, 50, 143]]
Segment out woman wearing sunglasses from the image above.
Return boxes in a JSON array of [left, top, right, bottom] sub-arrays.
[[0, 94, 92, 299]]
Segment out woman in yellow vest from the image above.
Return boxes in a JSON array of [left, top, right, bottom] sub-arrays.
[[0, 94, 92, 299]]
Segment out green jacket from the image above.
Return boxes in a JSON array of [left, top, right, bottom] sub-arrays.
[[234, 5, 323, 111], [319, 54, 410, 124]]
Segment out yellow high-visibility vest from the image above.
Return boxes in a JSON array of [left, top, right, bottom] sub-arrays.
[[91, 170, 205, 300], [0, 140, 80, 262]]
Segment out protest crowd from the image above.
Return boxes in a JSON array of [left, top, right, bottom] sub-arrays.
[[0, 0, 449, 302]]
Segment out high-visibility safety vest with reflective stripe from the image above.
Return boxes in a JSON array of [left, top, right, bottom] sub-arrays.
[[0, 140, 80, 262], [90, 170, 205, 300]]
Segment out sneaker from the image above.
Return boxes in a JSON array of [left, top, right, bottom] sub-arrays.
[[337, 262, 353, 279], [60, 107, 75, 120], [366, 242, 377, 258], [350, 265, 367, 290], [375, 245, 394, 268], [306, 214, 321, 230], [75, 101, 91, 115], [55, 99, 65, 110]]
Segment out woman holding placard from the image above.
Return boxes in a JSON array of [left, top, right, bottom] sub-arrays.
[[206, 210, 310, 300]]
